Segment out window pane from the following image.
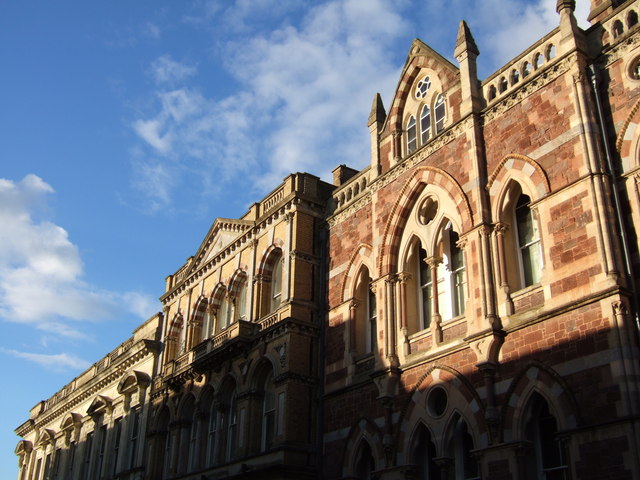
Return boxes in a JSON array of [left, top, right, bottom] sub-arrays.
[[420, 106, 431, 143], [435, 95, 445, 133], [407, 116, 417, 154]]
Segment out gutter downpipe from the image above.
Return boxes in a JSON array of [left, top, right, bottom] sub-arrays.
[[588, 64, 640, 335]]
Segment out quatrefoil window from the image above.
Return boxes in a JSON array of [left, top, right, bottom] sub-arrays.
[[415, 76, 431, 99]]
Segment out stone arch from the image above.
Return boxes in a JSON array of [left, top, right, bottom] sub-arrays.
[[228, 269, 248, 298], [248, 355, 278, 389], [210, 283, 228, 310], [378, 166, 473, 276], [616, 95, 640, 172], [340, 417, 385, 478], [257, 243, 284, 278], [395, 365, 486, 459], [340, 243, 374, 303], [487, 154, 550, 217], [117, 370, 150, 394], [501, 361, 579, 442]]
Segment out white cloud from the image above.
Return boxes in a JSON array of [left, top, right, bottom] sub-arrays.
[[0, 347, 90, 373], [150, 55, 197, 86], [131, 0, 408, 207], [0, 175, 157, 338]]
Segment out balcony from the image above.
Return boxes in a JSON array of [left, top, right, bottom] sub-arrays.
[[193, 320, 256, 365]]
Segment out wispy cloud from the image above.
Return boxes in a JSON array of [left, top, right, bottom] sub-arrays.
[[0, 347, 90, 373], [0, 175, 157, 339], [130, 0, 408, 210]]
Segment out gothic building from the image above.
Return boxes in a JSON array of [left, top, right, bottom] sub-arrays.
[[15, 0, 640, 479]]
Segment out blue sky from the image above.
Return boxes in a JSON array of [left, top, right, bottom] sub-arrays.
[[1, 0, 590, 476]]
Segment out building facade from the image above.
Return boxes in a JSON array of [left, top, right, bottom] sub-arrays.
[[15, 0, 640, 479]]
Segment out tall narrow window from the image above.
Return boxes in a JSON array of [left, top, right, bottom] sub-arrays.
[[66, 442, 76, 478], [434, 94, 446, 133], [515, 194, 541, 287], [271, 255, 283, 312], [112, 418, 122, 476], [419, 247, 432, 329], [262, 372, 276, 451], [34, 458, 42, 480], [236, 282, 248, 320], [411, 425, 439, 480], [452, 416, 479, 480], [94, 425, 107, 479], [188, 411, 198, 470], [449, 230, 466, 317], [207, 402, 218, 467], [420, 105, 431, 144], [367, 285, 377, 354], [51, 448, 61, 480], [226, 393, 238, 461], [129, 408, 140, 469], [354, 441, 375, 480], [407, 116, 417, 154], [525, 394, 568, 480], [43, 453, 51, 480], [218, 298, 231, 330], [82, 432, 93, 478]]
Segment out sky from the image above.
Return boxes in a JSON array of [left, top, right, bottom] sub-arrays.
[[1, 0, 591, 476]]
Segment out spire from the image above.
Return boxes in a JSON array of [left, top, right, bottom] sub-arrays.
[[368, 93, 386, 127], [454, 20, 479, 58]]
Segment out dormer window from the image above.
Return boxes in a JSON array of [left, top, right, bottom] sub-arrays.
[[415, 76, 431, 98]]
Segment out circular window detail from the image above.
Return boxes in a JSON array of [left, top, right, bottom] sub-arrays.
[[427, 386, 448, 417], [415, 76, 431, 99], [628, 56, 640, 81], [418, 197, 438, 225]]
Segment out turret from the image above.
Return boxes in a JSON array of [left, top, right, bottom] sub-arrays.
[[454, 20, 482, 117], [368, 92, 386, 180]]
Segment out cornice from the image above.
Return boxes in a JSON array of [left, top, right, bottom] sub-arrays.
[[24, 340, 160, 434], [482, 54, 572, 125]]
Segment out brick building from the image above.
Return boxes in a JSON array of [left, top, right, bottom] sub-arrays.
[[15, 0, 640, 479]]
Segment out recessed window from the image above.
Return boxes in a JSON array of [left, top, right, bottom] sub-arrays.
[[534, 53, 544, 69], [420, 105, 431, 144], [628, 10, 638, 28], [523, 62, 532, 77], [488, 85, 497, 100], [416, 76, 431, 99], [434, 94, 445, 134], [546, 44, 556, 60], [629, 57, 640, 80], [407, 115, 417, 154], [511, 69, 520, 85], [499, 77, 508, 93], [613, 20, 624, 38], [515, 194, 542, 287], [427, 386, 448, 417], [418, 197, 438, 225]]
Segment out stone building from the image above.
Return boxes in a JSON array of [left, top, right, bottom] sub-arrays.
[[15, 0, 640, 479]]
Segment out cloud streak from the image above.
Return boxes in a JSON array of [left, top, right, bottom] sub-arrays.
[[0, 347, 90, 373]]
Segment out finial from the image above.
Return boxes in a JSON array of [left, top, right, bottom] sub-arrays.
[[455, 20, 479, 57], [556, 0, 575, 13], [368, 93, 386, 127]]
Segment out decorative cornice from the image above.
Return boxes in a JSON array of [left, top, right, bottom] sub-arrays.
[[482, 55, 572, 125], [327, 193, 372, 227]]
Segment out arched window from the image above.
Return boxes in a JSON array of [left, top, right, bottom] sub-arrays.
[[511, 69, 520, 85], [270, 253, 283, 312], [420, 105, 431, 144], [434, 94, 446, 133], [176, 396, 196, 474], [499, 77, 508, 93], [613, 19, 624, 38], [236, 280, 248, 321], [419, 246, 433, 330], [524, 393, 568, 479], [411, 424, 439, 479], [449, 415, 479, 480], [407, 116, 417, 154], [354, 440, 375, 480], [218, 296, 232, 331], [534, 53, 544, 69], [488, 85, 497, 100], [165, 315, 183, 362], [515, 194, 541, 287], [628, 10, 638, 28], [449, 229, 466, 318], [352, 266, 376, 355], [262, 371, 276, 451], [523, 61, 532, 78]]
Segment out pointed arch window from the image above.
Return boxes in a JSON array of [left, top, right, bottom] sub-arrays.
[[451, 415, 479, 480], [515, 194, 541, 287], [352, 266, 377, 355], [354, 440, 375, 480], [407, 116, 417, 154], [420, 105, 431, 144], [434, 94, 446, 134], [419, 247, 433, 330], [411, 425, 439, 479], [525, 393, 568, 480], [367, 284, 377, 354]]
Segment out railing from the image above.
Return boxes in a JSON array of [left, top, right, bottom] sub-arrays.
[[261, 186, 285, 214], [258, 312, 279, 331], [192, 320, 256, 361]]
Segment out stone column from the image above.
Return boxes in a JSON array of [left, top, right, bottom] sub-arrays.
[[427, 257, 443, 344]]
